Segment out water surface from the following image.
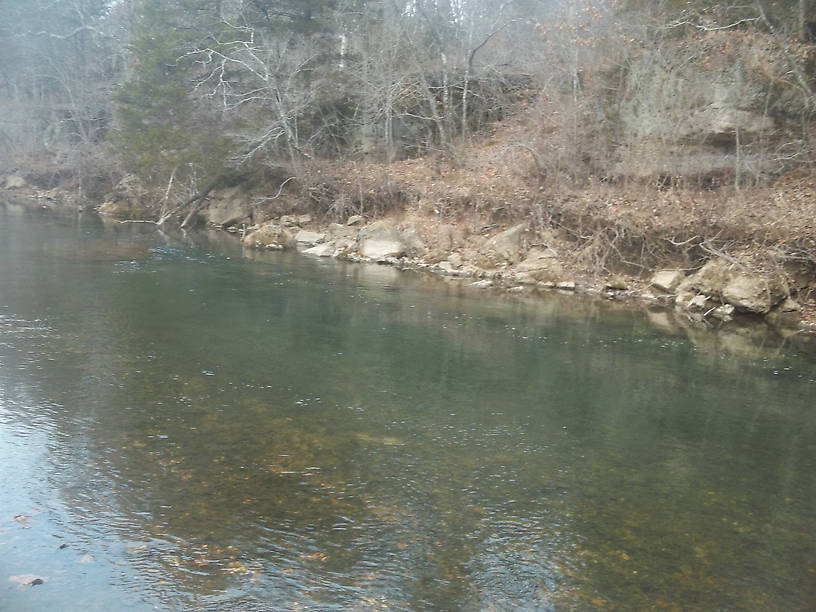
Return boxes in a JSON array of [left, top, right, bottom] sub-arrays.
[[1, 204, 815, 610]]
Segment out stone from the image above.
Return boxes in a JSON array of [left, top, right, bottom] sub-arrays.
[[650, 269, 685, 293], [243, 223, 294, 250], [447, 252, 463, 268], [514, 247, 564, 282], [106, 174, 147, 203], [678, 259, 730, 299], [476, 223, 529, 268], [302, 243, 335, 257], [326, 223, 356, 239], [346, 215, 364, 226], [778, 297, 801, 313], [201, 188, 252, 228], [606, 275, 629, 290], [688, 294, 708, 311], [357, 220, 406, 259], [469, 279, 493, 288], [437, 261, 456, 274], [280, 214, 312, 227], [98, 200, 148, 220], [710, 303, 735, 321], [400, 227, 426, 258], [721, 274, 786, 314], [4, 174, 26, 189], [294, 230, 325, 249], [556, 281, 576, 290], [675, 259, 786, 315]]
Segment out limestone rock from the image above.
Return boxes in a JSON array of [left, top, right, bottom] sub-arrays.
[[476, 224, 529, 268], [687, 294, 709, 311], [294, 230, 325, 250], [650, 269, 685, 293], [280, 214, 312, 227], [302, 243, 335, 257], [676, 259, 730, 299], [201, 187, 252, 228], [447, 252, 463, 269], [243, 223, 293, 250], [778, 297, 800, 313], [606, 275, 629, 290], [357, 220, 406, 259], [4, 175, 26, 189], [514, 247, 564, 283], [106, 174, 147, 204], [710, 303, 735, 321], [98, 200, 148, 220], [326, 223, 356, 240], [674, 258, 786, 314], [400, 227, 426, 258], [346, 215, 364, 226], [721, 274, 786, 314], [469, 279, 493, 289]]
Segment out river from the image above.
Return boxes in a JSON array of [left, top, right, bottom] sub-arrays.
[[1, 203, 815, 610]]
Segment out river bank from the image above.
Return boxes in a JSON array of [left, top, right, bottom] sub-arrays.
[[3, 176, 816, 363], [3, 167, 816, 338]]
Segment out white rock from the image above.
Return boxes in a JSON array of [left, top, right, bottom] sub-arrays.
[[650, 269, 686, 293]]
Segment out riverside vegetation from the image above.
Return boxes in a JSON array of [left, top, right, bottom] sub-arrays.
[[2, 0, 816, 331]]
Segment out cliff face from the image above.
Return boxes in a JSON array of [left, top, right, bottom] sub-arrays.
[[609, 31, 814, 186]]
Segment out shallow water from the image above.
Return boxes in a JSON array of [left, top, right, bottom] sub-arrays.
[[1, 205, 815, 611]]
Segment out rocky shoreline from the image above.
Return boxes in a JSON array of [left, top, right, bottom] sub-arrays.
[[235, 211, 811, 335], [3, 175, 815, 341]]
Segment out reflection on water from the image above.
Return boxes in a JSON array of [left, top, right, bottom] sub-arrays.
[[1, 204, 815, 610]]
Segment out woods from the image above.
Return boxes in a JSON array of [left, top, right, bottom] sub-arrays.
[[0, 0, 814, 213]]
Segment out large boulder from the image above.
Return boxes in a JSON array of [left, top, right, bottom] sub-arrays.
[[242, 223, 294, 250], [4, 175, 26, 189], [650, 269, 686, 293], [513, 247, 564, 284], [294, 230, 326, 250], [400, 227, 426, 258], [676, 258, 786, 314], [357, 220, 406, 259], [476, 223, 530, 268], [722, 274, 786, 314], [201, 187, 253, 228]]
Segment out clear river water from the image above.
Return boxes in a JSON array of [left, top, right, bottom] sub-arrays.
[[1, 203, 815, 611]]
